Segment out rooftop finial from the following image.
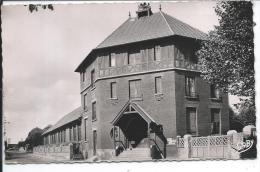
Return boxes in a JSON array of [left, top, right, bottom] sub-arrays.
[[136, 2, 153, 19], [159, 4, 162, 11]]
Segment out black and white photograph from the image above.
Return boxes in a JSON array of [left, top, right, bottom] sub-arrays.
[[1, 0, 257, 168]]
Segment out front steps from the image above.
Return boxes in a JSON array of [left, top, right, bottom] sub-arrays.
[[112, 147, 152, 161], [72, 153, 84, 160], [112, 138, 152, 161]]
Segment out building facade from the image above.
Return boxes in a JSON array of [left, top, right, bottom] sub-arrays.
[[42, 4, 229, 160]]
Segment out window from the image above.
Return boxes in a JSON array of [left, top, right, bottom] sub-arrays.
[[210, 85, 220, 99], [83, 94, 87, 110], [69, 127, 72, 141], [92, 102, 97, 121], [63, 129, 66, 142], [129, 80, 142, 99], [93, 130, 97, 155], [109, 53, 116, 67], [91, 69, 95, 88], [81, 71, 85, 82], [78, 125, 82, 141], [58, 131, 61, 143], [154, 45, 161, 61], [73, 125, 76, 141], [128, 49, 141, 65], [84, 118, 87, 141], [211, 109, 221, 135], [155, 76, 162, 94], [56, 133, 58, 144], [185, 76, 196, 97], [60, 131, 62, 143], [186, 107, 197, 135], [110, 82, 117, 99]]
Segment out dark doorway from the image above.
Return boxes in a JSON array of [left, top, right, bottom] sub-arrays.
[[117, 113, 148, 148]]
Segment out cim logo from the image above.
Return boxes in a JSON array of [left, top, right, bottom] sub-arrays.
[[236, 140, 254, 153]]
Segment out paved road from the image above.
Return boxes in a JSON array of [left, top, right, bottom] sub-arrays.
[[4, 151, 60, 164]]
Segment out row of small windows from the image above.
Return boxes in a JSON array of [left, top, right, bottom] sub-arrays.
[[44, 124, 81, 145], [121, 76, 220, 99], [108, 46, 161, 67], [81, 46, 161, 83], [83, 76, 220, 106], [109, 77, 198, 100], [108, 77, 163, 100]]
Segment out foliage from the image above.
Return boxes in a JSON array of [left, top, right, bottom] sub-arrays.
[[229, 108, 244, 132], [24, 127, 44, 150], [26, 4, 54, 13], [229, 101, 256, 131], [197, 1, 254, 106], [237, 101, 256, 126]]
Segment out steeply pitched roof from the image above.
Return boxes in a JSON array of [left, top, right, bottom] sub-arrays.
[[96, 11, 207, 49], [43, 107, 83, 135], [75, 11, 207, 72]]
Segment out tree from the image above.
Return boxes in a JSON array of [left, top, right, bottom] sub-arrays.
[[24, 127, 44, 150], [229, 108, 244, 132], [237, 102, 256, 126], [197, 1, 254, 107]]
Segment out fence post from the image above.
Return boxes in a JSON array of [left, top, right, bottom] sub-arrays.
[[69, 143, 73, 160], [207, 136, 211, 158], [176, 136, 181, 147], [227, 130, 237, 159], [184, 134, 192, 159]]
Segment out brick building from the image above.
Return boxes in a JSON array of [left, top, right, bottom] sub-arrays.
[[42, 3, 229, 160]]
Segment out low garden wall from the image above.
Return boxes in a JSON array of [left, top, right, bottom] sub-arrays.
[[33, 144, 72, 161], [174, 125, 256, 160]]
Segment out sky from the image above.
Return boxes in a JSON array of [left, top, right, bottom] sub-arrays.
[[2, 1, 239, 144]]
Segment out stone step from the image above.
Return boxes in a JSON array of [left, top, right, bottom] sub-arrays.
[[113, 147, 152, 161], [72, 154, 84, 160]]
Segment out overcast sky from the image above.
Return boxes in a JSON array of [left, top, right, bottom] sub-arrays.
[[2, 1, 240, 144]]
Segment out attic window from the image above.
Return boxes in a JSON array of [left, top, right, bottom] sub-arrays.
[[109, 53, 116, 67], [154, 46, 161, 61], [81, 71, 85, 82]]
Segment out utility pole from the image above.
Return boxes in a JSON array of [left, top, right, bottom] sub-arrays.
[[3, 116, 10, 149]]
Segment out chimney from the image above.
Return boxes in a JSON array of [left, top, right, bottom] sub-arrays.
[[136, 2, 153, 19]]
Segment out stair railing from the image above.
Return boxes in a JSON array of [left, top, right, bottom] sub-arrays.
[[115, 140, 127, 150], [150, 138, 165, 159], [149, 122, 168, 159]]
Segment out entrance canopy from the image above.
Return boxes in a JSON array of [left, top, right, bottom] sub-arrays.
[[111, 101, 155, 127], [111, 101, 156, 145]]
